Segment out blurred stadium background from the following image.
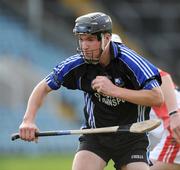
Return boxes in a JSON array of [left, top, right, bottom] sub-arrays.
[[0, 0, 180, 169]]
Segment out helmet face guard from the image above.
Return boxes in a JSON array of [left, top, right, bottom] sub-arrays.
[[76, 33, 104, 65], [73, 12, 112, 64]]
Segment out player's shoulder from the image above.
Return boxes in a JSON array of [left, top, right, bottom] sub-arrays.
[[118, 43, 138, 58], [111, 42, 138, 60], [65, 54, 84, 63], [57, 54, 85, 67], [158, 69, 170, 77]]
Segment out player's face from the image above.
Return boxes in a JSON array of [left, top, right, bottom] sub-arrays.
[[78, 34, 102, 62]]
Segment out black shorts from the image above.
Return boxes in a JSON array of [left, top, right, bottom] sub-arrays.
[[77, 133, 150, 170]]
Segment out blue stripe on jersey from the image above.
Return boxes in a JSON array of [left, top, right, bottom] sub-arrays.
[[45, 73, 60, 90], [121, 46, 155, 77], [137, 105, 145, 122], [117, 44, 160, 89], [121, 48, 153, 78], [84, 93, 96, 128], [45, 54, 85, 90], [143, 79, 160, 90], [77, 77, 82, 90], [112, 42, 119, 57]]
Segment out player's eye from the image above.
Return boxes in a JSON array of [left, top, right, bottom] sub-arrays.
[[88, 37, 95, 41]]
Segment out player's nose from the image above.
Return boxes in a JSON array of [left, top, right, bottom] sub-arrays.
[[81, 41, 89, 50]]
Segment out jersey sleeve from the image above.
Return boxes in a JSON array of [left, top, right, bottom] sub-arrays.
[[159, 70, 169, 77], [45, 67, 62, 90], [120, 45, 161, 90], [45, 55, 84, 90]]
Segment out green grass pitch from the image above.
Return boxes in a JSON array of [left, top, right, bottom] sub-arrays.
[[0, 154, 115, 170]]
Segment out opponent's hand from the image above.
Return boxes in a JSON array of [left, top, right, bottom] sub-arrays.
[[170, 111, 180, 143], [19, 121, 39, 143], [91, 76, 117, 96]]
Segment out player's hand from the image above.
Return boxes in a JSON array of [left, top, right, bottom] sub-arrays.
[[170, 111, 180, 143], [19, 120, 39, 143], [91, 76, 116, 96]]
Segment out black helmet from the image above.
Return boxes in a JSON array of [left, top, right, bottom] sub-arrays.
[[73, 12, 112, 35]]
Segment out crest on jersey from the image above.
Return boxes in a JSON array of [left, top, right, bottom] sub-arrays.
[[114, 77, 125, 87]]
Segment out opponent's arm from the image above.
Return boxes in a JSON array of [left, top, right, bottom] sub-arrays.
[[19, 79, 52, 142], [92, 76, 163, 107], [170, 110, 180, 143], [161, 74, 180, 143], [161, 74, 178, 114]]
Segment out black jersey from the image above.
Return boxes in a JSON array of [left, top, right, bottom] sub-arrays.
[[46, 42, 161, 129]]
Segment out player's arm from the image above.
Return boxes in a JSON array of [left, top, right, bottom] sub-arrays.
[[92, 76, 163, 107], [161, 74, 180, 143], [161, 74, 178, 113], [101, 45, 164, 107], [112, 85, 163, 107], [19, 79, 53, 141], [171, 110, 180, 143]]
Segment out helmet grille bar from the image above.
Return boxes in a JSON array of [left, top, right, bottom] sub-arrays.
[[90, 14, 101, 20]]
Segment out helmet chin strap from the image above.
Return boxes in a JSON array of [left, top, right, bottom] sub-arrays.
[[101, 33, 105, 51]]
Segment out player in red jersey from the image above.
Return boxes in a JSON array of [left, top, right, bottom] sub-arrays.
[[150, 70, 180, 170]]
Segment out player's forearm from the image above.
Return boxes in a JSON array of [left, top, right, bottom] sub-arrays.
[[111, 86, 164, 107], [161, 74, 178, 113], [23, 79, 52, 123]]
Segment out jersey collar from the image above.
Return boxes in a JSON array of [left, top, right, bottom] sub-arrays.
[[110, 41, 121, 59]]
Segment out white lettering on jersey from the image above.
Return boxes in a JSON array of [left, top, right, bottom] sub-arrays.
[[94, 92, 125, 106]]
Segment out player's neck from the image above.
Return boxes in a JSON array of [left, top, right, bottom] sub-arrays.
[[99, 42, 110, 67]]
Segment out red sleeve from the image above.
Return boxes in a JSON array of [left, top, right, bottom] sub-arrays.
[[159, 70, 169, 77], [160, 69, 177, 89]]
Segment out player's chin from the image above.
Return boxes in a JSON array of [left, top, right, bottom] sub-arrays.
[[85, 57, 100, 64], [85, 56, 99, 60], [84, 54, 91, 59]]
